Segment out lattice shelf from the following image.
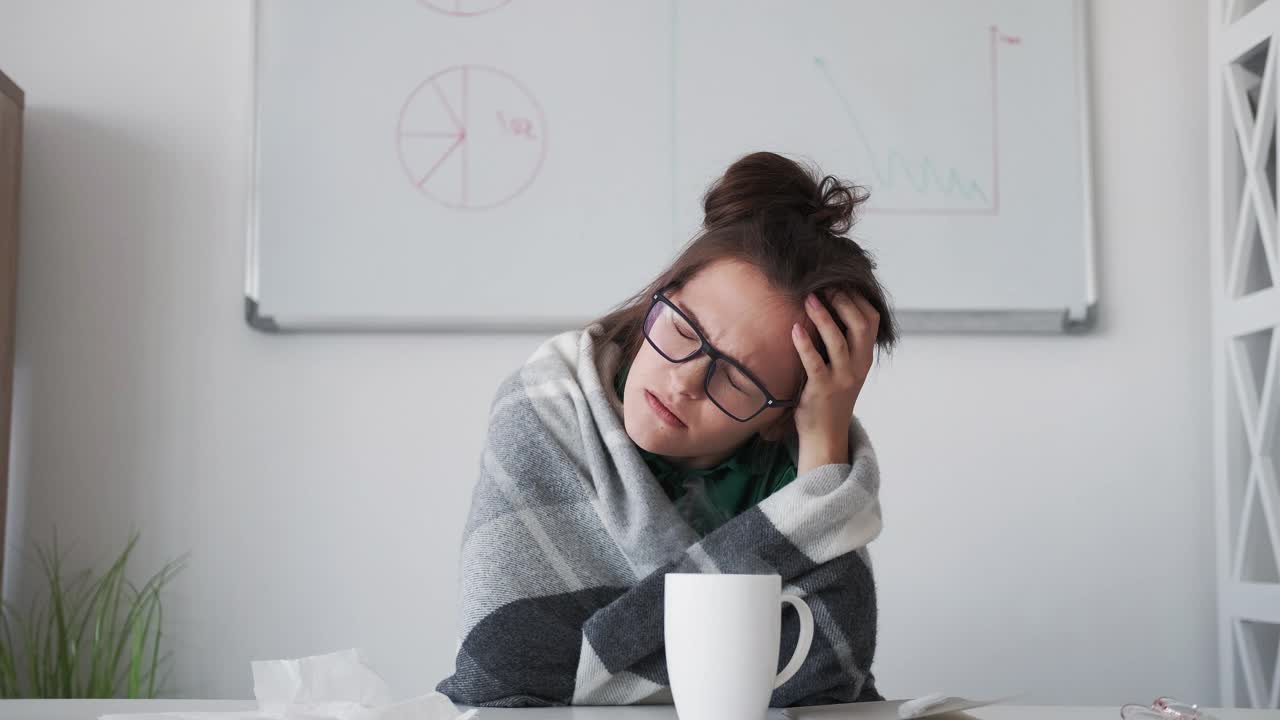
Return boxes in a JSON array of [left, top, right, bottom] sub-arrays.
[[1214, 0, 1280, 708]]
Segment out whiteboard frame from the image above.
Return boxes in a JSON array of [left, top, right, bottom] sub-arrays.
[[244, 0, 1098, 335]]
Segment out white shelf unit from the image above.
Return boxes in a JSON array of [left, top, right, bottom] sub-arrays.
[[1212, 0, 1280, 709]]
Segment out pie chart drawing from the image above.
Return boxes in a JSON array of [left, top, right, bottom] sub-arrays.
[[396, 64, 547, 210], [418, 0, 511, 17]]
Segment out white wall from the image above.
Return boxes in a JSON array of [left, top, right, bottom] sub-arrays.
[[0, 0, 1213, 705]]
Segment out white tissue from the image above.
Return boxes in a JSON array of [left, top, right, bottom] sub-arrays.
[[253, 648, 392, 719], [98, 648, 475, 720]]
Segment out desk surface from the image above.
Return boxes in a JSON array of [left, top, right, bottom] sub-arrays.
[[0, 700, 1274, 720]]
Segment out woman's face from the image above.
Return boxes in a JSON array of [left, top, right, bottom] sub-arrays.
[[620, 258, 812, 469]]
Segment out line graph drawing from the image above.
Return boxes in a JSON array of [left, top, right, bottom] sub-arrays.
[[396, 64, 547, 210], [418, 0, 511, 18], [815, 25, 1021, 216]]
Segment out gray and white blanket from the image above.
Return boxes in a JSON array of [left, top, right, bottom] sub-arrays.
[[435, 323, 885, 708]]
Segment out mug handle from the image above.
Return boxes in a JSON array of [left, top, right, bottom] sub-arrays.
[[773, 592, 815, 689]]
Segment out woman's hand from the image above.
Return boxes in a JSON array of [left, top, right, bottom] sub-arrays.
[[789, 291, 880, 473]]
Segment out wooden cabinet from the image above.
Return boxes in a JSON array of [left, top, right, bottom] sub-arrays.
[[0, 70, 21, 589]]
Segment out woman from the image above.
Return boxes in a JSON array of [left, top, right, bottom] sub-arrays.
[[436, 151, 899, 708]]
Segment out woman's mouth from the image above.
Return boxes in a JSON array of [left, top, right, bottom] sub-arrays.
[[645, 390, 687, 428]]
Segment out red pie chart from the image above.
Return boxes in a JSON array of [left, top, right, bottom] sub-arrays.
[[396, 64, 547, 210]]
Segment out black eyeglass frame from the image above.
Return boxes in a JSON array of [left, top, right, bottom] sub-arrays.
[[643, 289, 801, 422]]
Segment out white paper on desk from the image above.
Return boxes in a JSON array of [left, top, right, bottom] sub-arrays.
[[252, 648, 392, 718], [98, 648, 476, 720], [782, 696, 1010, 720]]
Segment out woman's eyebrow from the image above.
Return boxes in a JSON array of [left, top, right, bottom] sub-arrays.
[[673, 299, 713, 340], [674, 299, 753, 370]]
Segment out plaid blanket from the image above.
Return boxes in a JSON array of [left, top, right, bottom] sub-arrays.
[[436, 323, 885, 708]]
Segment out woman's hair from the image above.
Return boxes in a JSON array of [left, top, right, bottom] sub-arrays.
[[591, 151, 899, 384]]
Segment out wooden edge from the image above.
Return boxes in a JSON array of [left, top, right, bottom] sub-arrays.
[[0, 68, 23, 108]]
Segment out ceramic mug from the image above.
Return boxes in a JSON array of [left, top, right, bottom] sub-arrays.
[[664, 573, 815, 720]]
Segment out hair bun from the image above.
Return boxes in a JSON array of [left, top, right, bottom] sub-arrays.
[[809, 174, 863, 235], [701, 152, 868, 237]]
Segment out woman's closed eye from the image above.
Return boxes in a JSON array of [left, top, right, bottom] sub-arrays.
[[672, 314, 697, 340], [667, 312, 753, 395], [724, 366, 750, 393]]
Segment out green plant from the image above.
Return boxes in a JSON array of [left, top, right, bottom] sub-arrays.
[[0, 530, 186, 698]]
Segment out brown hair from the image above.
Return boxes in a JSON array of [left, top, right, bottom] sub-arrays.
[[591, 151, 899, 385]]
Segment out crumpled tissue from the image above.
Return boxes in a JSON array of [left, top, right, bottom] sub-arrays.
[[99, 648, 476, 720]]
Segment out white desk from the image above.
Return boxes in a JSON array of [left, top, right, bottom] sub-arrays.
[[0, 701, 1274, 720]]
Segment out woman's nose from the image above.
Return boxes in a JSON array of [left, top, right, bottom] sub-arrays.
[[670, 355, 708, 399]]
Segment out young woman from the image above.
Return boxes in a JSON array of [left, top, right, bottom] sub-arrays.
[[437, 151, 899, 709]]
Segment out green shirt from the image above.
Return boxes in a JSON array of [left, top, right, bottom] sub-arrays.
[[613, 358, 798, 536]]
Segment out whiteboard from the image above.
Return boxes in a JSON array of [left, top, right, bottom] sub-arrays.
[[246, 0, 1095, 333]]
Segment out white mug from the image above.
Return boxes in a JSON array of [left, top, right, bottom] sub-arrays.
[[663, 573, 815, 720]]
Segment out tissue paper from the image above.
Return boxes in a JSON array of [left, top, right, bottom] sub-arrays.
[[98, 648, 475, 720], [253, 648, 392, 719]]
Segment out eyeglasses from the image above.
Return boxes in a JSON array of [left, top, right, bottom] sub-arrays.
[[641, 289, 799, 422], [1120, 698, 1216, 720]]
